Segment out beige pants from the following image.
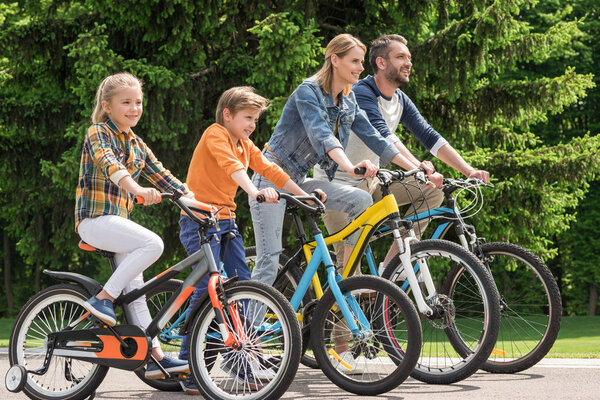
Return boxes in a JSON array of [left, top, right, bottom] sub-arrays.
[[326, 177, 444, 344]]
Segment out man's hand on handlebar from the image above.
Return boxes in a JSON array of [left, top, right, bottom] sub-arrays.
[[468, 169, 490, 184], [428, 172, 444, 189], [351, 160, 378, 178]]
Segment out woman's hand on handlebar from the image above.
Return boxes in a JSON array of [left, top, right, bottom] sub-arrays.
[[311, 189, 327, 203], [418, 160, 436, 176], [256, 188, 280, 204], [351, 160, 378, 178], [134, 187, 161, 205]]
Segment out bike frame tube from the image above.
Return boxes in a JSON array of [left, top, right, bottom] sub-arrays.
[[289, 233, 368, 336]]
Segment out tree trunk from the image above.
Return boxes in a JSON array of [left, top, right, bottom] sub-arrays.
[[588, 284, 598, 316], [3, 228, 14, 313]]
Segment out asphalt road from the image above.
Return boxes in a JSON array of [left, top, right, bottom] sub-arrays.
[[1, 355, 599, 399]]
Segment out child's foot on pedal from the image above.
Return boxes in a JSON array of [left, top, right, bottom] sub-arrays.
[[333, 351, 364, 375], [83, 296, 116, 326], [179, 376, 201, 395], [145, 356, 190, 379]]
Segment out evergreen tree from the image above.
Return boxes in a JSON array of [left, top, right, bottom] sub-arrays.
[[0, 0, 597, 315]]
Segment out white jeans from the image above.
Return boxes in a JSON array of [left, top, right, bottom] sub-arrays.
[[78, 215, 164, 348]]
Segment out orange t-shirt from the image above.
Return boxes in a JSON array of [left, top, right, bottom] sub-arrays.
[[185, 123, 290, 219]]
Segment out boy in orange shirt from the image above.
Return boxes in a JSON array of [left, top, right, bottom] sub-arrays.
[[178, 86, 320, 394]]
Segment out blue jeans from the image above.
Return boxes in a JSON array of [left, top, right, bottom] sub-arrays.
[[178, 215, 250, 360], [249, 172, 373, 286]]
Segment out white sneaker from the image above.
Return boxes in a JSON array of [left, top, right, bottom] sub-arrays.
[[250, 358, 276, 382], [332, 351, 364, 375]]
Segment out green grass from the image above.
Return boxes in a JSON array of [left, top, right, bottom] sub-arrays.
[[1, 315, 599, 358]]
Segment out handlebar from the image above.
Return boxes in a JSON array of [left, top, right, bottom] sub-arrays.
[[355, 167, 427, 183], [443, 177, 494, 189], [255, 191, 325, 214], [134, 191, 219, 227]]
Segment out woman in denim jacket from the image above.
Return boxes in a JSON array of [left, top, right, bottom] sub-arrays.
[[249, 34, 413, 287]]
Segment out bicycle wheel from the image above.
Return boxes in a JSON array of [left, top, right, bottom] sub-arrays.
[[310, 275, 421, 395], [381, 239, 500, 384], [462, 242, 561, 373], [188, 280, 301, 400], [133, 279, 186, 391], [9, 284, 109, 400], [245, 246, 319, 369]]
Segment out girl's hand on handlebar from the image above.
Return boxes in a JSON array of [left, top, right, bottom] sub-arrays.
[[351, 160, 378, 178], [135, 187, 161, 205], [256, 188, 279, 204]]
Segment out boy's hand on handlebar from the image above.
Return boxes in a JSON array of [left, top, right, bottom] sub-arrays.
[[256, 188, 279, 204], [468, 169, 490, 184], [428, 172, 444, 189], [418, 161, 436, 176], [352, 160, 378, 178], [136, 187, 161, 205]]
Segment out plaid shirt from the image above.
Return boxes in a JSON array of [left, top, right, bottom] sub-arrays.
[[75, 118, 185, 231]]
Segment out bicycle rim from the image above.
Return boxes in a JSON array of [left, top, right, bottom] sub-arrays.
[[383, 240, 500, 384], [10, 285, 107, 399], [189, 282, 300, 400], [480, 242, 562, 372], [311, 276, 421, 395]]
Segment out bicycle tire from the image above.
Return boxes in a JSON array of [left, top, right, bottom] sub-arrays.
[[310, 275, 421, 395], [245, 246, 319, 369], [462, 242, 562, 373], [382, 239, 501, 384], [9, 284, 109, 400], [188, 280, 301, 400], [133, 279, 186, 391]]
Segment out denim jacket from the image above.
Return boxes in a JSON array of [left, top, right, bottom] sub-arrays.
[[266, 78, 399, 182]]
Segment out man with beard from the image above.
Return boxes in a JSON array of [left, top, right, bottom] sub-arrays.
[[314, 34, 489, 270]]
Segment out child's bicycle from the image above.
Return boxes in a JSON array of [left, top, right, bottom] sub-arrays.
[[247, 168, 501, 385], [5, 191, 301, 400], [256, 192, 422, 396], [378, 176, 562, 373]]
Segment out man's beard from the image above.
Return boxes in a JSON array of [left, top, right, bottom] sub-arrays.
[[385, 67, 408, 86]]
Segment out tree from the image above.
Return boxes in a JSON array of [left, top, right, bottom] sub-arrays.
[[0, 0, 598, 316]]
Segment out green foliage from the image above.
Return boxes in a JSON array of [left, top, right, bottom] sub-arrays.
[[0, 0, 598, 316]]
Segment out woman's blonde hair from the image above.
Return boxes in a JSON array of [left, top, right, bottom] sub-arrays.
[[314, 34, 366, 96], [91, 72, 143, 124]]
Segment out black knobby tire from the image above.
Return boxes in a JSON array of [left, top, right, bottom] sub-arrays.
[[133, 279, 185, 391], [188, 280, 301, 400], [473, 242, 562, 373], [310, 275, 422, 395], [9, 284, 109, 400], [382, 239, 501, 384], [245, 246, 319, 369]]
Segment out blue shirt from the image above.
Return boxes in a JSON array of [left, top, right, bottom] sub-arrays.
[[353, 75, 448, 154], [265, 78, 399, 182]]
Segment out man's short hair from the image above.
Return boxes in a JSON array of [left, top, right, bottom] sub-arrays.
[[216, 86, 269, 124], [369, 34, 408, 73]]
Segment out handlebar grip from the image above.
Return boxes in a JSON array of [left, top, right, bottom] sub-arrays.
[[311, 191, 323, 201], [354, 167, 367, 175], [256, 194, 265, 203], [134, 194, 162, 205]]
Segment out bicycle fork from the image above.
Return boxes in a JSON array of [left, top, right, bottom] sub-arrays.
[[207, 274, 248, 350], [391, 227, 435, 316]]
